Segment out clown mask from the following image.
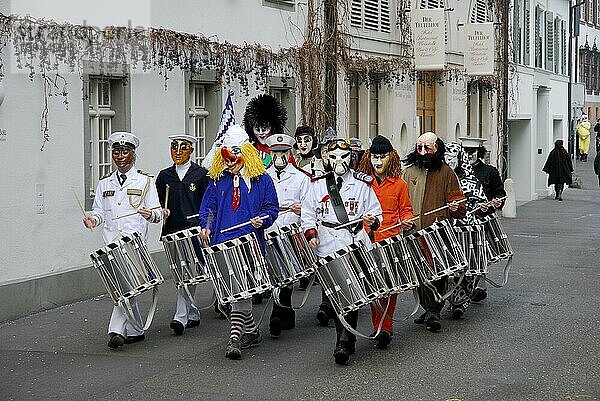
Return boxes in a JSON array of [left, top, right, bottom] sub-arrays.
[[170, 140, 193, 165], [296, 134, 314, 156], [272, 149, 291, 171], [370, 153, 390, 176], [328, 141, 352, 176], [253, 123, 272, 145], [221, 146, 244, 174]]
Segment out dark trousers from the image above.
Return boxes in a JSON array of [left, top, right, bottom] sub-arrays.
[[334, 310, 358, 347], [417, 276, 448, 313], [270, 286, 295, 328]]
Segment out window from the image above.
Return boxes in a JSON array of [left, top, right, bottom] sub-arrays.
[[597, 0, 600, 26], [535, 6, 543, 68], [470, 0, 491, 23], [512, 0, 522, 64], [369, 84, 379, 138], [351, 0, 391, 33], [189, 83, 209, 164], [466, 83, 486, 138], [417, 76, 435, 134], [269, 80, 296, 135], [348, 77, 360, 138], [545, 11, 554, 71], [587, 0, 594, 23], [524, 0, 531, 65], [561, 20, 567, 75], [262, 0, 295, 11], [554, 17, 560, 73]]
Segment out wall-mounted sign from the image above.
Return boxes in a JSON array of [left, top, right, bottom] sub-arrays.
[[464, 23, 495, 76], [412, 8, 446, 71]]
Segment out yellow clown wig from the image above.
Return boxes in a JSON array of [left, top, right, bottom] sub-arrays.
[[208, 143, 266, 180]]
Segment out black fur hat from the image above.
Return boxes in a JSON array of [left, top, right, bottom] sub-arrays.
[[242, 94, 287, 144]]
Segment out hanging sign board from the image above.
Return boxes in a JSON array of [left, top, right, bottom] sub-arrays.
[[464, 23, 495, 76], [412, 8, 446, 71]]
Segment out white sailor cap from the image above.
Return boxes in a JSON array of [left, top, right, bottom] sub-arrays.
[[168, 134, 197, 144], [109, 132, 140, 149], [458, 136, 487, 149], [266, 133, 295, 151]]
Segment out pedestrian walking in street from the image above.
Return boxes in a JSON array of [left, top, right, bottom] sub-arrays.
[[542, 139, 573, 201], [594, 120, 600, 152], [594, 151, 600, 186], [577, 114, 591, 162]]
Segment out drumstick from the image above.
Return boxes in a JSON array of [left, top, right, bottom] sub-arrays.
[[186, 213, 199, 219], [422, 198, 467, 217], [467, 195, 508, 216], [333, 213, 383, 230], [112, 206, 161, 220], [220, 215, 269, 233], [378, 215, 420, 233], [72, 188, 92, 231], [162, 184, 170, 226]]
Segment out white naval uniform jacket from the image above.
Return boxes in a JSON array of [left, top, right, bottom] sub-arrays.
[[301, 170, 382, 258], [89, 168, 162, 244], [266, 164, 310, 233]]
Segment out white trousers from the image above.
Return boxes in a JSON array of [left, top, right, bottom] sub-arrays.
[[108, 299, 144, 337], [173, 285, 200, 324]]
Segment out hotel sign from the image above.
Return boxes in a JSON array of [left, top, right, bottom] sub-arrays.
[[464, 23, 495, 76], [412, 8, 446, 71]]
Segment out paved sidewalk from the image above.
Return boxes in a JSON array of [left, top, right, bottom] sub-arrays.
[[1, 158, 599, 401]]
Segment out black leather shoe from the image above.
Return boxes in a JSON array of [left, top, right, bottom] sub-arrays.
[[471, 288, 487, 302], [414, 312, 427, 324], [124, 334, 145, 344], [334, 343, 350, 365], [185, 319, 200, 329], [107, 333, 125, 349], [170, 320, 185, 335], [425, 315, 442, 332], [269, 317, 282, 338], [316, 309, 330, 326], [451, 305, 464, 319], [375, 331, 392, 349]]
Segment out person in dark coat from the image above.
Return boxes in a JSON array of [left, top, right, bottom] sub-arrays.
[[594, 151, 600, 186], [542, 139, 573, 201], [156, 134, 209, 335]]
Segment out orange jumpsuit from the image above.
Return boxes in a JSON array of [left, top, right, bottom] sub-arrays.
[[367, 176, 414, 333]]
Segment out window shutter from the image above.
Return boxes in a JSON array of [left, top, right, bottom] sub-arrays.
[[534, 6, 542, 68], [561, 20, 566, 75], [351, 0, 390, 33], [513, 0, 521, 63], [523, 0, 530, 65], [470, 0, 490, 23], [545, 11, 553, 71]]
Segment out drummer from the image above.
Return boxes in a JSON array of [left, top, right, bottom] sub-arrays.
[[156, 134, 209, 336], [358, 135, 415, 349], [402, 132, 466, 332], [198, 124, 279, 360], [301, 137, 382, 365], [265, 133, 310, 338], [82, 132, 162, 349]]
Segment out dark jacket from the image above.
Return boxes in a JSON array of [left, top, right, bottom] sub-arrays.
[[472, 162, 507, 211], [594, 152, 600, 186], [542, 144, 573, 186], [156, 162, 209, 236]]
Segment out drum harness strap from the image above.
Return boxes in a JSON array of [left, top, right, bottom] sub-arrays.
[[272, 274, 316, 310], [324, 174, 362, 235], [483, 256, 512, 288]]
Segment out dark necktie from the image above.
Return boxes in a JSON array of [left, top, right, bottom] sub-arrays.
[[276, 170, 282, 180], [336, 176, 343, 190], [118, 173, 127, 186]]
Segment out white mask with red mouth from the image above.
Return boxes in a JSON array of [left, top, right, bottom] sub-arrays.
[[253, 123, 272, 145], [295, 134, 314, 156]]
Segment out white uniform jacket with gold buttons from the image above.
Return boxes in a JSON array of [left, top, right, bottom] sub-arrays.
[[89, 168, 162, 244], [266, 163, 311, 232], [301, 170, 382, 258]]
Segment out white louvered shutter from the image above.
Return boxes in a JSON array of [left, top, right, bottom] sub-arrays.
[[545, 11, 553, 71]]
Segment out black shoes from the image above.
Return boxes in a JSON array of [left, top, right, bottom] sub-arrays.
[[269, 317, 283, 338], [107, 333, 125, 349], [451, 305, 465, 319], [124, 334, 145, 344], [425, 313, 442, 332], [186, 319, 200, 329], [170, 320, 185, 335], [225, 339, 242, 360], [316, 309, 330, 326], [333, 341, 355, 365], [414, 312, 427, 324], [374, 331, 392, 349], [471, 288, 488, 302]]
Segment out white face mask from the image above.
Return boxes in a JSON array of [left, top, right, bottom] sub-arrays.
[[328, 148, 351, 176], [296, 135, 314, 156], [466, 150, 479, 166], [272, 149, 290, 170], [444, 149, 459, 170], [253, 124, 272, 145]]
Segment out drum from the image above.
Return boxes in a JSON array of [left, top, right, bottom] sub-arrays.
[[162, 227, 211, 288], [265, 223, 317, 287], [90, 232, 164, 305], [407, 219, 467, 283], [372, 235, 419, 294], [202, 232, 272, 304], [314, 241, 389, 317], [453, 223, 488, 276], [481, 214, 514, 264]]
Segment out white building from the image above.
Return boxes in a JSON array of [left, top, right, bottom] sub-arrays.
[[509, 0, 570, 201], [577, 1, 600, 127]]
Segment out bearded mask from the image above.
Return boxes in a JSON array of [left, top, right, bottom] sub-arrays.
[[370, 153, 390, 176], [253, 123, 272, 145], [170, 140, 193, 165], [295, 134, 314, 156], [328, 140, 352, 176], [416, 132, 438, 156], [272, 149, 291, 170]]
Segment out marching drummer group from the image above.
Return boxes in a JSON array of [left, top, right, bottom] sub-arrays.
[[82, 93, 507, 365]]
